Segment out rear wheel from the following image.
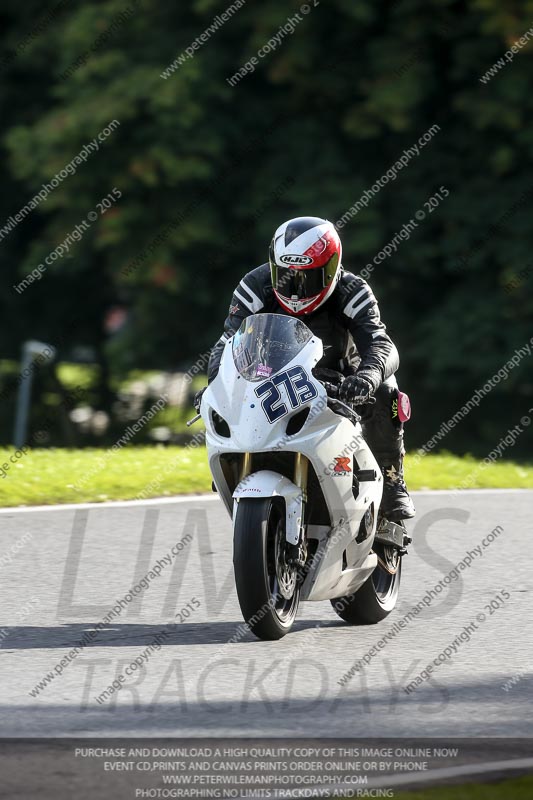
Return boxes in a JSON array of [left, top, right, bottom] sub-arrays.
[[233, 497, 300, 640], [330, 539, 402, 625]]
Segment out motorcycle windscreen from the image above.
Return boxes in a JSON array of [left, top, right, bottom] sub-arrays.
[[232, 313, 313, 382]]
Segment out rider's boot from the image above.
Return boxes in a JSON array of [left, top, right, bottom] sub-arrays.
[[379, 455, 415, 522]]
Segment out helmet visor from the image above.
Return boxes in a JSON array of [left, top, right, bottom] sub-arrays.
[[271, 251, 340, 302], [273, 265, 327, 300]]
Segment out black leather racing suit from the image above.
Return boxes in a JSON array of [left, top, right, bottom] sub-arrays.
[[207, 263, 405, 464]]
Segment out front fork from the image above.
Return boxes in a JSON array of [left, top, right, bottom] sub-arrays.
[[289, 453, 308, 567], [238, 451, 308, 567], [240, 451, 252, 482]]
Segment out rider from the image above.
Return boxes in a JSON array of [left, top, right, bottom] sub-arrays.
[[204, 216, 415, 521]]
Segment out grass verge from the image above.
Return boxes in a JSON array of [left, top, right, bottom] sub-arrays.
[[0, 447, 532, 507], [345, 774, 533, 799]]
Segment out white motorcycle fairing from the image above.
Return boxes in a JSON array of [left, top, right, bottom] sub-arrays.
[[233, 470, 303, 545], [201, 314, 383, 602]]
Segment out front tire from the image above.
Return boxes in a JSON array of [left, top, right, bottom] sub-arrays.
[[233, 497, 300, 640], [330, 542, 402, 625]]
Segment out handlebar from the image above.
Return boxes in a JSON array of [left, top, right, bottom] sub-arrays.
[[316, 378, 376, 406], [314, 377, 375, 425]]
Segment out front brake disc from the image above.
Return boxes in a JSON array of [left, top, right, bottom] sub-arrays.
[[275, 534, 297, 599]]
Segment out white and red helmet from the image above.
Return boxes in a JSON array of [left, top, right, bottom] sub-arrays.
[[269, 216, 342, 315]]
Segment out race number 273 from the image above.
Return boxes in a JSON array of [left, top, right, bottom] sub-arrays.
[[255, 366, 317, 423]]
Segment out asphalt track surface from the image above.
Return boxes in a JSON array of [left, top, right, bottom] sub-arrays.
[[1, 489, 532, 741]]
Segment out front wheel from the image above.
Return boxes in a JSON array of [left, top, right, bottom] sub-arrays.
[[233, 497, 300, 640], [330, 541, 402, 625]]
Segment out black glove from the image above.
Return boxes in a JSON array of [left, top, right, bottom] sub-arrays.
[[193, 387, 206, 413], [339, 373, 374, 405]]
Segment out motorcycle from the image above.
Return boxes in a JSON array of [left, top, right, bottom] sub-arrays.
[[189, 313, 411, 640]]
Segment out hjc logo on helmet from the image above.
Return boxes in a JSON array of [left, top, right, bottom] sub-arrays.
[[279, 254, 313, 266]]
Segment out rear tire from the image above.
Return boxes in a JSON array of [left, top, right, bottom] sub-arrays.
[[330, 542, 402, 625], [233, 497, 300, 640]]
